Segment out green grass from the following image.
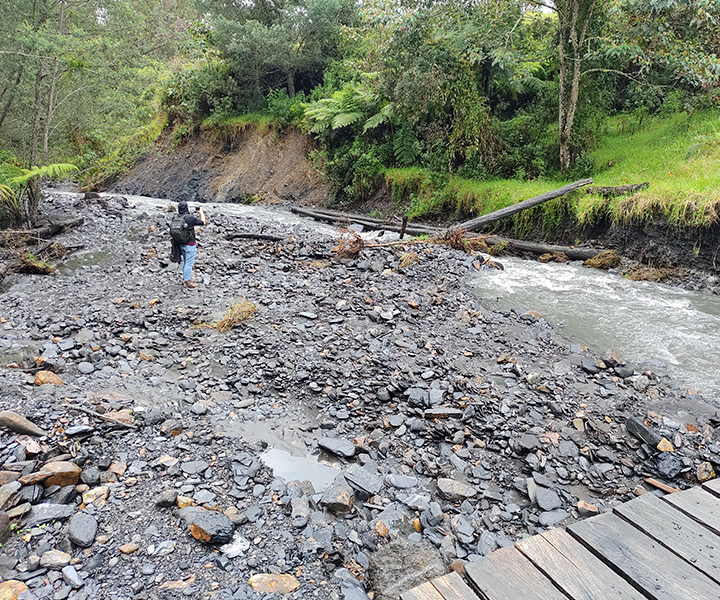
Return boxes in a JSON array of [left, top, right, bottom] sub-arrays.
[[202, 113, 276, 139], [393, 110, 720, 230]]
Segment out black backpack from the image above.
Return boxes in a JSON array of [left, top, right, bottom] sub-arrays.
[[169, 213, 192, 244]]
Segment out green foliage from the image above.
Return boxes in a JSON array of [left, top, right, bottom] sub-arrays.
[[393, 126, 419, 167], [0, 162, 78, 227], [267, 90, 307, 128]]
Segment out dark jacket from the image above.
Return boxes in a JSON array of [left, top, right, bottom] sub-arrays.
[[170, 211, 204, 262]]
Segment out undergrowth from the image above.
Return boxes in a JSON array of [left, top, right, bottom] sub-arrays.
[[385, 110, 720, 232]]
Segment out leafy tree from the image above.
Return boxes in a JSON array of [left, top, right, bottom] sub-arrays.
[[204, 0, 355, 109]]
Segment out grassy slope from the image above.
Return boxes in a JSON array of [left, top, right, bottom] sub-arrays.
[[389, 110, 720, 231]]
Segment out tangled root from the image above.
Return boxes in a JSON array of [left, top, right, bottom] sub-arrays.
[[333, 229, 365, 259], [444, 228, 467, 251]]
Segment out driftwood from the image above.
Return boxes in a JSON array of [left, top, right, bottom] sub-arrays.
[[63, 402, 138, 430], [290, 207, 440, 237], [226, 233, 284, 242], [481, 236, 601, 261], [586, 182, 649, 198], [0, 217, 84, 247], [450, 179, 593, 233]]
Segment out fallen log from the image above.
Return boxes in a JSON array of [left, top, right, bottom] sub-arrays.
[[482, 236, 602, 261], [0, 217, 84, 247], [226, 233, 284, 242], [290, 207, 440, 237], [450, 179, 593, 233], [586, 182, 649, 197]]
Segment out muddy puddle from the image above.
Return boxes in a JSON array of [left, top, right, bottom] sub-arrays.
[[260, 448, 342, 491]]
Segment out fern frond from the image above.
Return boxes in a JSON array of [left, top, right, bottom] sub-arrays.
[[364, 103, 395, 132], [0, 183, 14, 202], [332, 112, 363, 130], [9, 163, 78, 187], [393, 126, 419, 167]]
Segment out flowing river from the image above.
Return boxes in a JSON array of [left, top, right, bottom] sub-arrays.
[[471, 257, 720, 402]]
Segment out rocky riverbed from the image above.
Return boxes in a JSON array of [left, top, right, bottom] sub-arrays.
[[0, 190, 718, 600]]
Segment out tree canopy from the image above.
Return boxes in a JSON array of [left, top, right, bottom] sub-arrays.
[[0, 0, 719, 206]]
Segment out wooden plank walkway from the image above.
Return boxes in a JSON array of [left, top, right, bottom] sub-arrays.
[[400, 481, 720, 600]]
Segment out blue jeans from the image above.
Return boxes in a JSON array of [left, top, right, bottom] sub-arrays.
[[180, 244, 197, 282]]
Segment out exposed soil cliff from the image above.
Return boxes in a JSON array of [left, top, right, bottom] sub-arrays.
[[112, 127, 330, 206]]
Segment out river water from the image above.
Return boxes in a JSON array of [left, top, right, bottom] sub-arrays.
[[471, 257, 720, 401]]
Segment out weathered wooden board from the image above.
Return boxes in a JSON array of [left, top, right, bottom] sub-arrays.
[[400, 580, 446, 600], [517, 528, 646, 600], [430, 572, 477, 600], [615, 493, 720, 584], [569, 511, 720, 599], [703, 478, 720, 498], [664, 487, 720, 536], [465, 546, 567, 600]]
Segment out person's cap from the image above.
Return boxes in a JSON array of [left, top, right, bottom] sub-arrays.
[[178, 201, 188, 213]]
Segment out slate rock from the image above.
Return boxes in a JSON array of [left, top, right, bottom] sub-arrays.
[[368, 538, 445, 599], [626, 417, 662, 447], [77, 362, 95, 374], [320, 477, 355, 513], [155, 490, 178, 507], [68, 513, 98, 548], [61, 565, 83, 589], [656, 453, 683, 479], [26, 503, 76, 527], [535, 488, 562, 511], [0, 511, 9, 544], [318, 437, 356, 458], [178, 507, 234, 544], [385, 474, 418, 489], [437, 478, 477, 501], [344, 465, 382, 496], [0, 482, 21, 511], [538, 510, 569, 527]]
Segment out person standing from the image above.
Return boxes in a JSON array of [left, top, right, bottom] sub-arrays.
[[170, 201, 206, 288]]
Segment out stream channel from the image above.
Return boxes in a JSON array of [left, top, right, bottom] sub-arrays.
[[120, 193, 720, 407], [471, 258, 720, 402], [51, 191, 720, 488]]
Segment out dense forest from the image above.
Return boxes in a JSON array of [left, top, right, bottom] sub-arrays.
[[1, 0, 719, 228]]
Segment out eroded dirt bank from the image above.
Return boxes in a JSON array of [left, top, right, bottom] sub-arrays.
[[112, 129, 329, 207], [0, 192, 718, 600]]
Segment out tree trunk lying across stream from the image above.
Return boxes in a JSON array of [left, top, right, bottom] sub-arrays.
[[480, 235, 601, 261], [450, 178, 594, 232], [290, 207, 441, 237]]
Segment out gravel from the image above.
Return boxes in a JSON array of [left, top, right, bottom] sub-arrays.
[[0, 188, 717, 600]]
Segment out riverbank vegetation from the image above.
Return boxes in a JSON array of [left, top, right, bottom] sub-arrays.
[[1, 0, 719, 232]]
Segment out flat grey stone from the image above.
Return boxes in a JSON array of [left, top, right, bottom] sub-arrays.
[[77, 361, 95, 374], [26, 503, 76, 527], [535, 487, 562, 511], [318, 437, 356, 458], [385, 474, 418, 489]]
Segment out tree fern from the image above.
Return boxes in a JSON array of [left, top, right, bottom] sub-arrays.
[[364, 103, 396, 132], [8, 163, 79, 188], [393, 125, 419, 167], [0, 161, 78, 227]]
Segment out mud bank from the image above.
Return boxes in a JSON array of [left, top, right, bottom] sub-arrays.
[[111, 128, 329, 207]]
